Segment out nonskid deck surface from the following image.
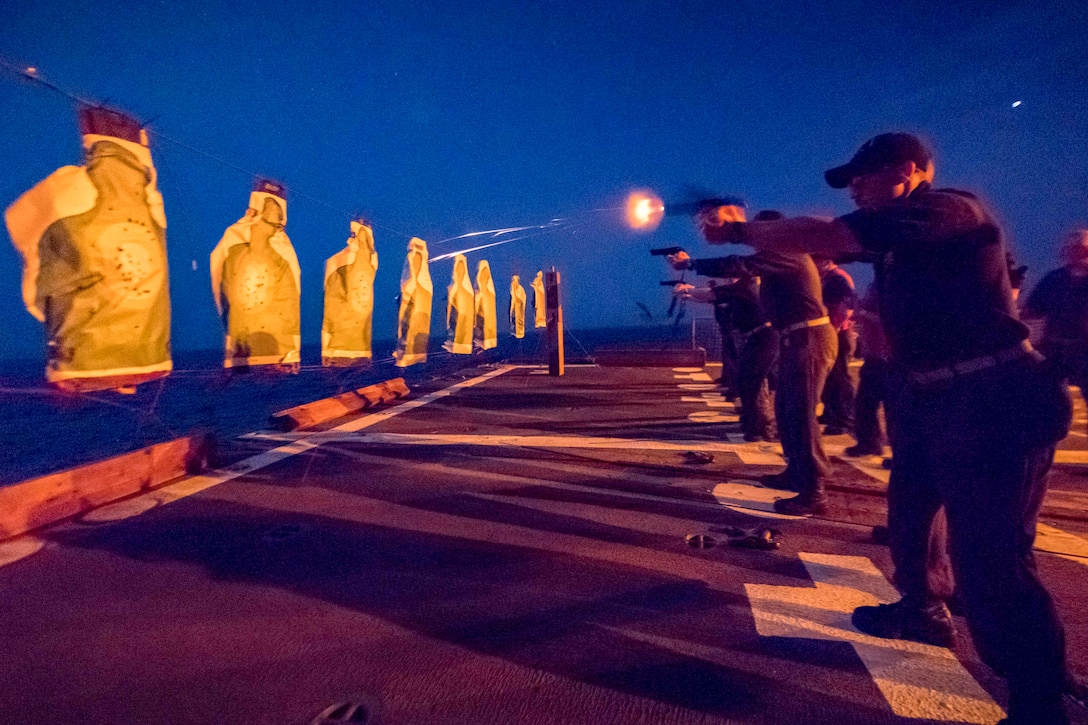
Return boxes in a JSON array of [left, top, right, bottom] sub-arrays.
[[1, 364, 1086, 725]]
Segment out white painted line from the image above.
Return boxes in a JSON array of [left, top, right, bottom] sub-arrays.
[[1036, 523, 1088, 569], [333, 366, 517, 433], [746, 553, 1005, 723], [516, 364, 598, 369], [711, 481, 803, 520], [74, 439, 325, 522], [680, 397, 735, 408], [674, 372, 712, 382], [674, 359, 727, 425], [825, 443, 891, 483], [755, 441, 785, 457], [37, 366, 518, 531], [687, 411, 740, 423], [240, 430, 309, 441], [251, 431, 789, 465], [1054, 450, 1088, 465]]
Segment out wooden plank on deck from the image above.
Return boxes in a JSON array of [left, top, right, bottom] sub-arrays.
[[270, 378, 410, 431], [0, 435, 208, 540]]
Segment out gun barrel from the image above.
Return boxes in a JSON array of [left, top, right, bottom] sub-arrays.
[[664, 196, 746, 217], [663, 201, 704, 217], [649, 246, 683, 256]]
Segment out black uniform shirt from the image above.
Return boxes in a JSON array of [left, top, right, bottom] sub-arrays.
[[839, 183, 1027, 369], [1025, 267, 1088, 343], [693, 251, 827, 329], [710, 277, 768, 334]]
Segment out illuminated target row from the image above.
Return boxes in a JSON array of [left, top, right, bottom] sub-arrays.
[[4, 107, 552, 392]]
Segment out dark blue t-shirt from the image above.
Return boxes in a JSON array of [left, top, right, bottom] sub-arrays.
[[1025, 267, 1088, 343], [839, 183, 1027, 369], [692, 251, 826, 329], [710, 276, 769, 334]]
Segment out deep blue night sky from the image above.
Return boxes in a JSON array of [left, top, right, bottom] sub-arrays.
[[2, 0, 1086, 360]]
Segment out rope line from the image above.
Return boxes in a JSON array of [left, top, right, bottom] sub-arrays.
[[2, 59, 417, 239], [3, 58, 614, 258]]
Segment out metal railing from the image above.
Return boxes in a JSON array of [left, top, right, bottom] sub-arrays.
[[691, 317, 724, 361]]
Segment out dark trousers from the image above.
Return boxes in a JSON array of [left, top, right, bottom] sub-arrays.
[[737, 326, 778, 438], [854, 356, 890, 451], [716, 314, 739, 393], [776, 323, 837, 493], [888, 358, 1069, 702], [821, 328, 858, 429], [1041, 339, 1088, 433]]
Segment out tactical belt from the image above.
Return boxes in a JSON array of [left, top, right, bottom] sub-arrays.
[[908, 340, 1038, 386], [737, 321, 773, 342], [779, 316, 831, 335]]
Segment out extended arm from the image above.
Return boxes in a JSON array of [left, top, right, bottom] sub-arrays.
[[705, 216, 865, 257], [689, 255, 754, 279]]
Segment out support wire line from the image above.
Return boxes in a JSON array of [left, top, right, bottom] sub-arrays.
[[0, 58, 414, 239], [3, 58, 618, 256]]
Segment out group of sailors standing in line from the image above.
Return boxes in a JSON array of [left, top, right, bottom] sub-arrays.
[[662, 132, 1084, 724]]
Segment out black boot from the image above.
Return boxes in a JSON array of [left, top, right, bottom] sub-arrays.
[[998, 689, 1070, 724], [851, 597, 955, 648], [759, 471, 798, 491], [772, 491, 829, 516], [845, 443, 883, 457], [744, 428, 778, 442]]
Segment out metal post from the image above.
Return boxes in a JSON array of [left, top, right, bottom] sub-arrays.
[[545, 267, 564, 376]]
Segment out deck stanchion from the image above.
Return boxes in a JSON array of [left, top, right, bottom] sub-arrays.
[[545, 267, 564, 376]]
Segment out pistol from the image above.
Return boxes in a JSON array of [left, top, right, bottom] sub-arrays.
[[650, 246, 683, 256], [660, 280, 686, 286]]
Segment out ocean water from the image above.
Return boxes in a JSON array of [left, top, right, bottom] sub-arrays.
[[0, 324, 704, 487]]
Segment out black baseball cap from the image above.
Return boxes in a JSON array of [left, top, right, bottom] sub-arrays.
[[825, 133, 932, 189], [79, 106, 142, 143]]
